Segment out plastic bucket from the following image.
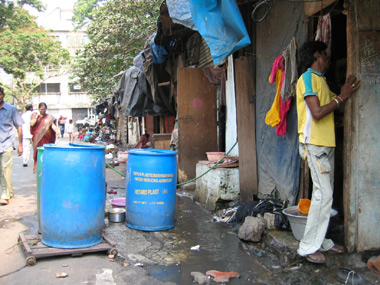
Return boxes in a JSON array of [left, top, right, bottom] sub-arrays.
[[126, 149, 177, 231], [41, 143, 106, 248], [36, 147, 44, 234]]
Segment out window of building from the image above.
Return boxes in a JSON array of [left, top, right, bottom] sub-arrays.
[[34, 83, 61, 94]]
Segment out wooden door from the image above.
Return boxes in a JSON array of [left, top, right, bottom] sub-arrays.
[[177, 68, 217, 183]]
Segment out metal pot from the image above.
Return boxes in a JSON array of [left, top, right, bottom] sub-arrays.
[[108, 208, 126, 223]]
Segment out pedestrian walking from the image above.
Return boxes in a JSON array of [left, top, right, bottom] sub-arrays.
[[21, 104, 34, 167], [58, 115, 67, 138], [30, 102, 60, 173], [296, 41, 361, 264], [0, 86, 23, 205]]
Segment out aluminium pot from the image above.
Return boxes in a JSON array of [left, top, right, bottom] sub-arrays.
[[108, 208, 126, 223]]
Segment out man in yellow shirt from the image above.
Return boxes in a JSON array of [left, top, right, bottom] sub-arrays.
[[296, 41, 360, 263]]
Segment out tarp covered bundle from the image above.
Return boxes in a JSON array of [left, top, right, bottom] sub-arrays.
[[187, 0, 251, 65], [166, 0, 251, 66], [114, 33, 175, 117]]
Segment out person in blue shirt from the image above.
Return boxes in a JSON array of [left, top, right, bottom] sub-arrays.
[[0, 86, 24, 205]]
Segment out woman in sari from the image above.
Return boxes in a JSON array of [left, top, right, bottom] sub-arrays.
[[30, 102, 60, 173]]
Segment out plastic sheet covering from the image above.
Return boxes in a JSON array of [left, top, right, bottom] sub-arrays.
[[114, 67, 169, 117], [150, 36, 168, 64], [188, 0, 251, 66], [166, 0, 197, 30]]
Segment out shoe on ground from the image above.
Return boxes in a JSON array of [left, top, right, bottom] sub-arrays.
[[23, 164, 27, 167], [0, 199, 9, 205], [306, 251, 325, 264]]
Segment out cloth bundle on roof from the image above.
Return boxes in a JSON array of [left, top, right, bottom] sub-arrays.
[[166, 0, 197, 31], [113, 67, 167, 117]]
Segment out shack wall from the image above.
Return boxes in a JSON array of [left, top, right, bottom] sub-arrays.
[[255, 1, 304, 204]]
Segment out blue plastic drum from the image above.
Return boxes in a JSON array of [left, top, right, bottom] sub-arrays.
[[41, 144, 106, 248], [126, 149, 177, 231]]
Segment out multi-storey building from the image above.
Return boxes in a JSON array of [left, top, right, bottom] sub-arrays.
[[32, 2, 94, 125]]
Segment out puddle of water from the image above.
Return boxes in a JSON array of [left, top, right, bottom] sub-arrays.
[[146, 264, 182, 283]]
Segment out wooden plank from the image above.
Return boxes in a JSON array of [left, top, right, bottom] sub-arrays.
[[19, 234, 114, 259], [304, 0, 336, 17], [234, 56, 257, 202], [177, 68, 217, 182], [18, 233, 32, 254]]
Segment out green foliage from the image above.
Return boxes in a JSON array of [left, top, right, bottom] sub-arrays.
[[72, 0, 107, 30], [72, 0, 161, 102], [0, 1, 70, 108]]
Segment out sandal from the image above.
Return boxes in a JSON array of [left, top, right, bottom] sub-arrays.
[[306, 251, 325, 264], [336, 267, 372, 284], [328, 244, 344, 254]]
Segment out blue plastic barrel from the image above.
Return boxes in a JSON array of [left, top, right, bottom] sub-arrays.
[[41, 143, 106, 248], [126, 149, 177, 231]]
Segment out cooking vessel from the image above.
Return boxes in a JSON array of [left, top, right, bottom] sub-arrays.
[[108, 208, 126, 223]]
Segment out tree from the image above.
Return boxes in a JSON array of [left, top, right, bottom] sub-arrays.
[[0, 1, 70, 108], [72, 0, 161, 102], [72, 0, 107, 30]]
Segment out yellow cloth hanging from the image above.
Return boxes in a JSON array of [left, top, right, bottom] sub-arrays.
[[265, 69, 283, 127]]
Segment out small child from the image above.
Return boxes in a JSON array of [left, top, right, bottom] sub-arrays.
[[67, 119, 75, 143]]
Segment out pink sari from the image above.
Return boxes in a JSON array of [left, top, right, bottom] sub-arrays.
[[31, 114, 57, 168]]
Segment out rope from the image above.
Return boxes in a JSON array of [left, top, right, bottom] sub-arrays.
[[105, 141, 239, 187]]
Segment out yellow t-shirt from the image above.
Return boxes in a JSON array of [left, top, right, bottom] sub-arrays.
[[296, 68, 336, 147]]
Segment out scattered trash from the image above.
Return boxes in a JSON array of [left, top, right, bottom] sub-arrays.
[[56, 272, 68, 278], [107, 190, 117, 194], [123, 263, 129, 267], [105, 153, 113, 159], [109, 259, 115, 262], [367, 255, 380, 274], [134, 263, 144, 267], [108, 254, 115, 259], [191, 245, 200, 251], [61, 264, 69, 267], [191, 272, 209, 284], [206, 270, 240, 283]]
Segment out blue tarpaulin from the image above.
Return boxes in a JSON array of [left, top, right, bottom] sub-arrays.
[[188, 0, 251, 66]]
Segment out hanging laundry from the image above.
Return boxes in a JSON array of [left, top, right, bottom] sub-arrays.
[[281, 37, 298, 102], [315, 13, 332, 56], [275, 97, 291, 136], [265, 56, 285, 127]]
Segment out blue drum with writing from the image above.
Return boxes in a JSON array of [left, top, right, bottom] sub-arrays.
[[126, 149, 177, 231], [41, 143, 106, 248]]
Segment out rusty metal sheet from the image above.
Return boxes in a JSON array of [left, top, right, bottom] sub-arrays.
[[177, 68, 217, 182]]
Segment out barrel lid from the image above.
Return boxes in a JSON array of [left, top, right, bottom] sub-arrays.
[[43, 143, 105, 150], [128, 148, 177, 156]]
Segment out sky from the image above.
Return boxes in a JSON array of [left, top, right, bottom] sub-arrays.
[[27, 0, 77, 29]]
